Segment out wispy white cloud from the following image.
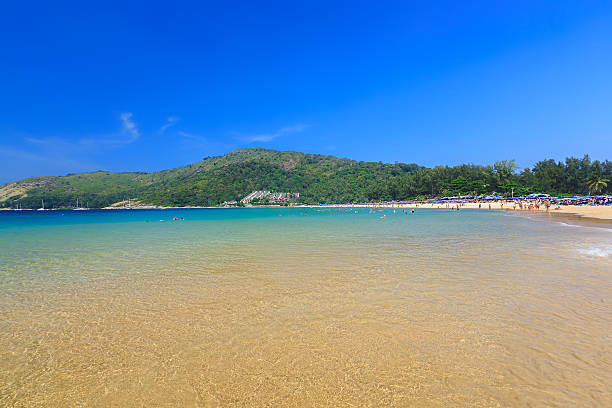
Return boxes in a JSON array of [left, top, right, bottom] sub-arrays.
[[160, 116, 179, 134], [21, 112, 141, 151], [0, 145, 97, 183], [119, 112, 140, 141], [23, 137, 62, 147], [178, 130, 206, 143], [0, 146, 50, 162], [175, 131, 237, 155], [0, 112, 139, 183], [0, 145, 93, 166], [177, 131, 211, 150], [238, 124, 309, 143]]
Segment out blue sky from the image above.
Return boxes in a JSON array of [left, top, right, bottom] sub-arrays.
[[1, 1, 611, 184]]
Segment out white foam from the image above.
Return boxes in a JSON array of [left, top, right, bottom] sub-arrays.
[[559, 222, 581, 228], [559, 222, 612, 233], [577, 247, 612, 258]]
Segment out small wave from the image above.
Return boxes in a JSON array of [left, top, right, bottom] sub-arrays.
[[577, 247, 612, 258], [559, 222, 581, 228], [559, 222, 612, 233]]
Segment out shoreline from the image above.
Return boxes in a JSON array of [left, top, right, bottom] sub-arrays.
[[310, 202, 612, 222], [3, 202, 612, 222]]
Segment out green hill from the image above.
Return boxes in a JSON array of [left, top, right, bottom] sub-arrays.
[[1, 148, 610, 208], [0, 149, 420, 208]]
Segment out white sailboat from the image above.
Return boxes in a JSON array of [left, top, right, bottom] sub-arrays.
[[37, 199, 46, 211], [74, 197, 87, 210]]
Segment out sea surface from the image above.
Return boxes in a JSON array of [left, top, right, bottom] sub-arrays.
[[0, 208, 610, 407]]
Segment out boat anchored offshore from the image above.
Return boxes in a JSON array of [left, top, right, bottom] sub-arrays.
[[73, 197, 88, 210], [36, 199, 47, 211]]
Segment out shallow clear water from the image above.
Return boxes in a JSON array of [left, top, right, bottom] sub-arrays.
[[0, 208, 610, 406]]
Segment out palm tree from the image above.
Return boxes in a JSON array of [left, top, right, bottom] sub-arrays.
[[586, 173, 609, 195]]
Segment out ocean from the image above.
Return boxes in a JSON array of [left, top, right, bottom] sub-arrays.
[[0, 208, 610, 406]]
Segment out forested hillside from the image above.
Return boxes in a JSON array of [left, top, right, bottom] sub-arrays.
[[0, 149, 610, 208]]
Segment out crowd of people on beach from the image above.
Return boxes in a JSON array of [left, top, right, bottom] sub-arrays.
[[409, 194, 611, 209], [432, 194, 611, 206]]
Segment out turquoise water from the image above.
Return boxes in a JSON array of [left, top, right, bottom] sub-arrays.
[[1, 208, 610, 288], [0, 208, 610, 406]]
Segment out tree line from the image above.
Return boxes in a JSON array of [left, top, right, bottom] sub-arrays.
[[2, 152, 610, 209]]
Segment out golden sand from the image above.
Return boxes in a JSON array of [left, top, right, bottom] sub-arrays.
[[1, 210, 610, 407]]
